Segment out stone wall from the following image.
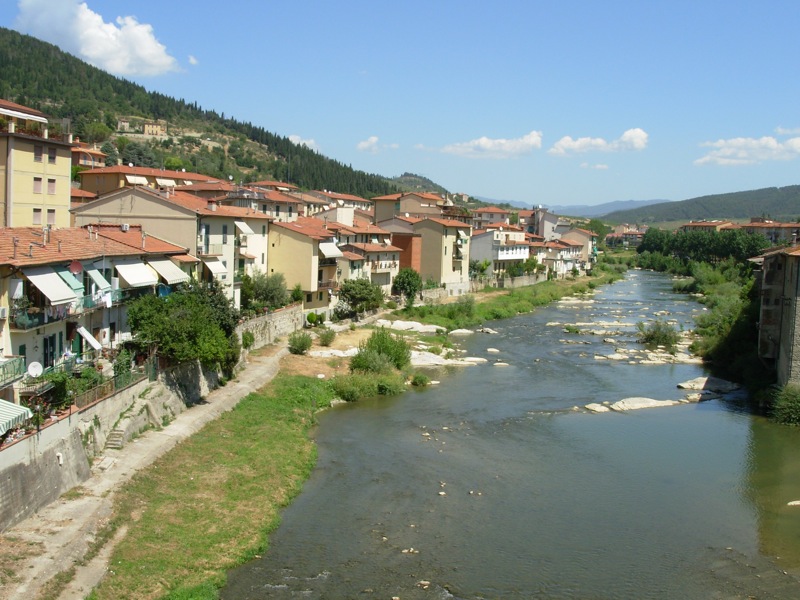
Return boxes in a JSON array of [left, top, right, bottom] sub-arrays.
[[236, 302, 303, 352], [420, 288, 448, 304]]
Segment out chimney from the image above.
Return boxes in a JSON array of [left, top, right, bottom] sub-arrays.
[[208, 200, 217, 211]]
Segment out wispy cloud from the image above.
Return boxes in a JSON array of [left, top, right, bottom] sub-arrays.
[[188, 55, 198, 66], [694, 135, 800, 166], [548, 128, 648, 156], [580, 162, 609, 170], [14, 0, 179, 76], [776, 126, 800, 135], [441, 130, 542, 159], [356, 136, 398, 154], [289, 135, 318, 151]]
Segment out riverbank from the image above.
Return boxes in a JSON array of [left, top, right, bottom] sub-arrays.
[[0, 273, 626, 599]]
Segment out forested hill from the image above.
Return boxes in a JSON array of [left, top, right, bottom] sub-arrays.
[[605, 185, 800, 224], [0, 28, 399, 197]]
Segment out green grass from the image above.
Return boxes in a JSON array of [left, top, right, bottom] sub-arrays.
[[88, 374, 333, 600]]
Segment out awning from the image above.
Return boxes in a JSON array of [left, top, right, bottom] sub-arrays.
[[0, 398, 32, 436], [458, 229, 469, 239], [234, 221, 254, 235], [84, 265, 111, 292], [55, 266, 84, 293], [203, 257, 227, 278], [114, 259, 158, 288], [125, 174, 148, 185], [155, 177, 176, 187], [146, 258, 190, 284], [319, 242, 343, 258], [77, 326, 102, 351], [22, 266, 77, 306]]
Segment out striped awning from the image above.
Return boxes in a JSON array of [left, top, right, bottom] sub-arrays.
[[114, 259, 158, 288], [146, 259, 189, 284], [0, 398, 32, 436], [22, 266, 77, 306]]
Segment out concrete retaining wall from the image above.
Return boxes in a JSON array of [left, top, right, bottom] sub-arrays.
[[236, 303, 303, 352]]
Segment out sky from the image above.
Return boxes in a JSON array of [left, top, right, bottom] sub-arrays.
[[4, 0, 800, 207]]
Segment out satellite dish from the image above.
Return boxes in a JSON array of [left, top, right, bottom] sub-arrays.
[[128, 162, 133, 168], [28, 362, 43, 378], [405, 213, 409, 218], [68, 260, 83, 275]]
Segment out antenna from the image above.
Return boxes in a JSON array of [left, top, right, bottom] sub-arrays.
[[28, 362, 43, 378]]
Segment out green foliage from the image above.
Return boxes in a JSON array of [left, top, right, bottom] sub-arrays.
[[287, 331, 312, 355], [352, 328, 411, 371], [44, 371, 71, 409], [771, 384, 800, 425], [127, 287, 231, 367], [306, 312, 317, 325], [411, 373, 430, 387], [339, 278, 384, 314], [113, 348, 133, 386], [393, 267, 422, 307], [241, 330, 255, 350], [349, 348, 394, 374], [329, 372, 406, 402], [221, 334, 241, 378], [251, 271, 289, 309], [290, 284, 304, 303], [636, 319, 680, 351], [318, 328, 336, 347]]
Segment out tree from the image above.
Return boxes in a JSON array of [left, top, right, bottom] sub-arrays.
[[339, 278, 384, 314], [252, 271, 289, 308], [82, 121, 112, 144], [392, 267, 422, 308], [586, 219, 611, 241], [100, 141, 118, 166], [121, 141, 159, 168]]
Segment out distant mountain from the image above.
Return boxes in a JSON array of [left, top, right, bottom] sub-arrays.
[[473, 196, 532, 210], [388, 173, 448, 195], [603, 186, 800, 224], [547, 199, 669, 218]]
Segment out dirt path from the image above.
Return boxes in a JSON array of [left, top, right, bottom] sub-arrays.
[[0, 345, 288, 600]]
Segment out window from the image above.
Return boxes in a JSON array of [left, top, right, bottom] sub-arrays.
[[262, 225, 266, 235], [394, 201, 400, 212], [306, 293, 312, 303], [34, 145, 43, 162], [48, 147, 56, 164], [275, 206, 281, 218], [33, 177, 42, 194], [318, 292, 323, 301], [47, 178, 56, 195], [47, 209, 55, 225], [32, 208, 42, 225], [222, 224, 228, 244], [288, 206, 293, 218], [261, 204, 267, 213]]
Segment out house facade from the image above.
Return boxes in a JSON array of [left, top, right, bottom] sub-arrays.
[[469, 227, 529, 276], [413, 218, 471, 295], [372, 192, 444, 223]]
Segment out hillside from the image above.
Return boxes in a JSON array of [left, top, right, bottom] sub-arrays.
[[0, 28, 400, 198], [604, 186, 800, 225]]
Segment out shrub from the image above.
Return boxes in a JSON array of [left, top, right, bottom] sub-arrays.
[[288, 331, 312, 355], [772, 384, 800, 425], [636, 319, 680, 350], [411, 373, 430, 387], [376, 374, 405, 395], [350, 348, 393, 374], [362, 328, 411, 370], [306, 312, 317, 326], [241, 330, 255, 350], [318, 328, 336, 347], [385, 300, 398, 310], [329, 372, 405, 401]]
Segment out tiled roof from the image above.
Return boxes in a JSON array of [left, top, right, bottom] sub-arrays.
[[70, 188, 97, 199], [88, 223, 189, 254], [0, 226, 166, 267], [473, 206, 510, 214], [421, 217, 471, 228], [174, 181, 239, 193], [312, 190, 370, 203], [344, 242, 403, 253], [121, 188, 272, 219], [78, 165, 221, 182], [270, 216, 335, 240], [341, 251, 364, 261], [0, 99, 47, 119], [248, 180, 298, 190]]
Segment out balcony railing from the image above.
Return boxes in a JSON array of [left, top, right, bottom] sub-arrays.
[[197, 243, 224, 256], [317, 279, 338, 290], [10, 289, 151, 330], [0, 357, 25, 389], [369, 261, 398, 272]]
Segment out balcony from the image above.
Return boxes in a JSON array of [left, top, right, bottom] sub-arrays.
[[317, 279, 338, 290], [370, 261, 398, 273], [197, 243, 224, 257], [0, 357, 25, 389]]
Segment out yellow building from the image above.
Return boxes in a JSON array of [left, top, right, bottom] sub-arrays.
[[414, 218, 471, 295], [0, 99, 74, 228]]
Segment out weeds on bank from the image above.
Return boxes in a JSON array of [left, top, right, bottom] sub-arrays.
[[87, 374, 332, 600]]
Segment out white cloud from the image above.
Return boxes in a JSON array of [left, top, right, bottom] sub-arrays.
[[548, 128, 649, 156], [441, 130, 542, 159], [15, 0, 179, 76], [776, 126, 800, 135], [694, 135, 800, 166], [188, 55, 198, 66], [580, 162, 609, 170], [289, 135, 318, 151], [357, 136, 380, 153]]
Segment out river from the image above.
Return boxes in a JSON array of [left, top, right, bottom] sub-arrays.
[[222, 270, 800, 599]]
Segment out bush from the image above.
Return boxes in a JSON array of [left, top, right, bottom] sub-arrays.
[[306, 312, 317, 326], [772, 384, 800, 425], [288, 331, 312, 355], [385, 300, 398, 310], [350, 348, 393, 374], [636, 319, 680, 350], [361, 328, 411, 370], [411, 373, 430, 387], [329, 372, 405, 402], [241, 330, 255, 350], [318, 328, 336, 347]]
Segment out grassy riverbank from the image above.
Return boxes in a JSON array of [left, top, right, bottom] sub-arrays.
[[87, 375, 333, 600], [82, 270, 625, 599]]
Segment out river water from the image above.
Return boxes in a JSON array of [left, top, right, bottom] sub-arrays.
[[222, 271, 800, 599]]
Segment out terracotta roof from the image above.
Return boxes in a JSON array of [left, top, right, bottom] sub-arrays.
[[343, 242, 402, 253], [0, 99, 48, 119], [341, 251, 364, 261], [518, 210, 534, 218], [70, 188, 97, 199], [174, 181, 239, 193], [312, 190, 370, 203], [473, 206, 510, 214], [171, 253, 200, 263], [248, 180, 298, 190], [270, 216, 335, 240], [0, 226, 162, 268], [484, 223, 522, 231], [420, 217, 471, 228], [87, 223, 188, 254], [372, 192, 443, 203], [120, 188, 272, 219], [78, 165, 221, 182]]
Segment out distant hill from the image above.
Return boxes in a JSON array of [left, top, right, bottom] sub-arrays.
[[388, 172, 448, 195], [547, 199, 669, 218], [604, 186, 800, 224]]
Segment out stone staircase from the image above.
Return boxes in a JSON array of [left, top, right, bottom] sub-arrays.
[[105, 428, 125, 450]]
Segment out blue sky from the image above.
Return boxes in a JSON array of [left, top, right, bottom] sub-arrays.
[[4, 0, 800, 207]]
